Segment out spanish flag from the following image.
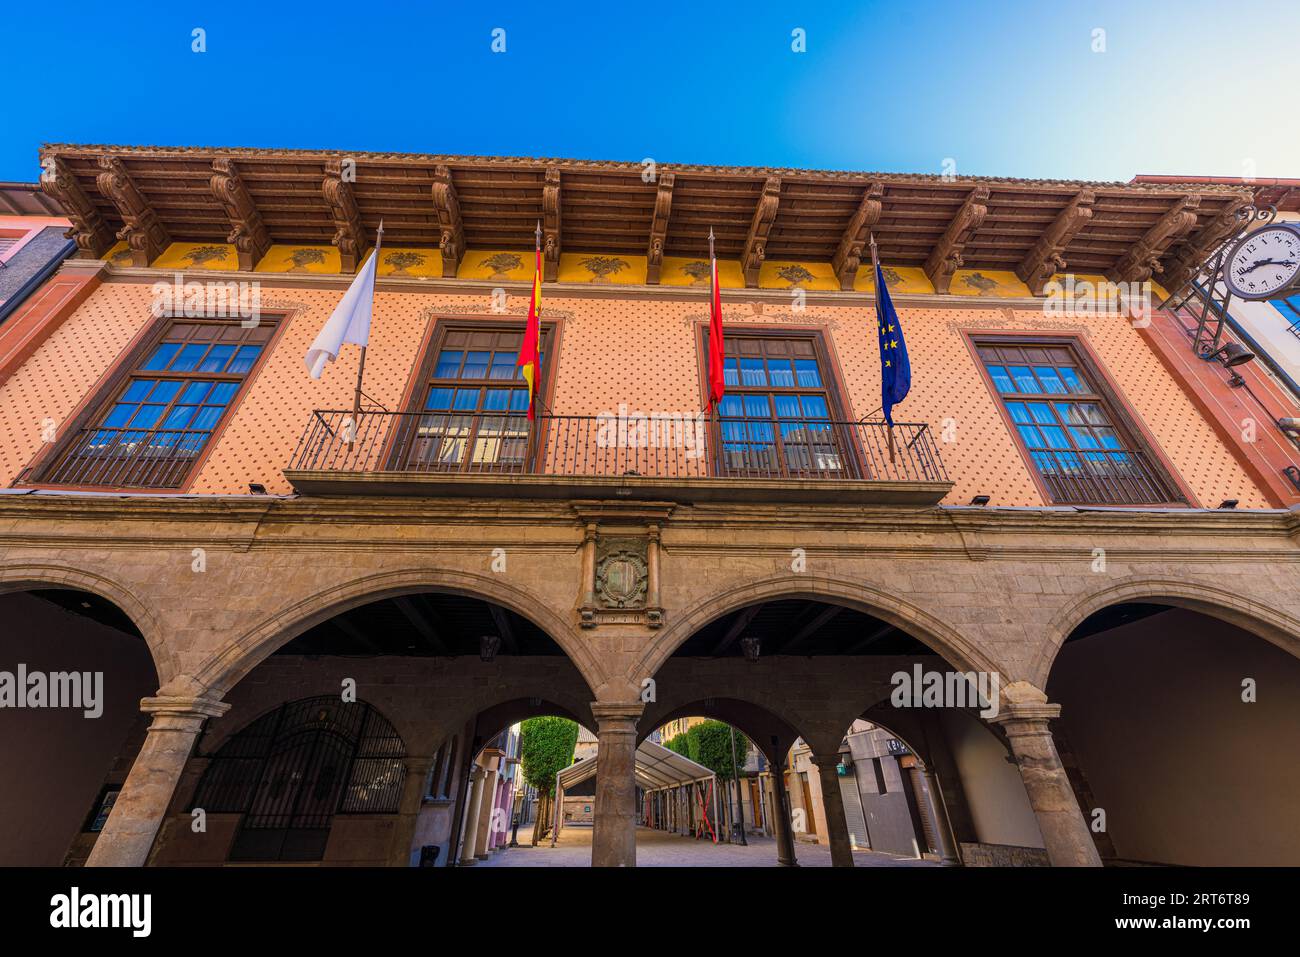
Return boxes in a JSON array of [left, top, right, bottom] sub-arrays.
[[518, 225, 542, 419]]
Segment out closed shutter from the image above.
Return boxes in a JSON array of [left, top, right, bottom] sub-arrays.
[[838, 774, 870, 851]]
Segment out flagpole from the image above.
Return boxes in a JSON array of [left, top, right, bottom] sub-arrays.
[[871, 232, 897, 465], [526, 220, 542, 469], [352, 220, 383, 428]]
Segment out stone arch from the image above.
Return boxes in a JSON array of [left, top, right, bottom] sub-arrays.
[[460, 697, 596, 756], [633, 574, 1002, 683], [190, 568, 603, 698], [0, 561, 172, 682], [1033, 575, 1300, 688], [640, 695, 807, 759]]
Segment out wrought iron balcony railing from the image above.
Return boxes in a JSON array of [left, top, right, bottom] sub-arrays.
[[36, 425, 212, 489], [1028, 448, 1180, 506], [287, 410, 949, 486]]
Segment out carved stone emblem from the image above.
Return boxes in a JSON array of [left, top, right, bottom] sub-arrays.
[[595, 547, 648, 609]]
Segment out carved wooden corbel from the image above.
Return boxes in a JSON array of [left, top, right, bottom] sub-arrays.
[[1016, 188, 1095, 295], [1159, 197, 1249, 292], [742, 176, 781, 287], [323, 159, 366, 273], [646, 172, 675, 284], [1107, 194, 1201, 284], [40, 156, 114, 259], [431, 165, 464, 278], [542, 166, 562, 282], [924, 186, 989, 294], [95, 155, 170, 266], [832, 182, 884, 290], [211, 158, 271, 271]]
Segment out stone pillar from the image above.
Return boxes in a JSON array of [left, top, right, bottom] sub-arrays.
[[810, 752, 855, 868], [991, 687, 1101, 868], [459, 766, 487, 864], [474, 766, 497, 859], [768, 749, 798, 866], [578, 523, 598, 622], [392, 756, 434, 866], [590, 701, 642, 867], [87, 695, 229, 867]]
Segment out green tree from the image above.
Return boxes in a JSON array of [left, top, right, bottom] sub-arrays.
[[518, 716, 579, 794], [685, 720, 750, 780], [663, 732, 691, 758]]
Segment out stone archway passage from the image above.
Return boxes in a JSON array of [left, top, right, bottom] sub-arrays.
[[1047, 604, 1300, 866]]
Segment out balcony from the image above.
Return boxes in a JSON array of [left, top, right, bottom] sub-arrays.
[[31, 425, 212, 489], [283, 410, 952, 506]]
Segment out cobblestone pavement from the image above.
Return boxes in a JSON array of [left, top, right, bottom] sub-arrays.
[[473, 826, 939, 867]]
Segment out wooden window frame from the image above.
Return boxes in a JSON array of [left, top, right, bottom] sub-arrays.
[[693, 323, 862, 479], [386, 317, 559, 473], [22, 311, 284, 492], [967, 333, 1191, 506]]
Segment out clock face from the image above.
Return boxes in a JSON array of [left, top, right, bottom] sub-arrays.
[[1224, 226, 1300, 299]]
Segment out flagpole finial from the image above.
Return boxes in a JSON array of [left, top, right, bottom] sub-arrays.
[[535, 220, 542, 250], [708, 226, 715, 259]]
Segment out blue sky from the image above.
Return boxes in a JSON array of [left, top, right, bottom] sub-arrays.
[[4, 1, 1296, 183]]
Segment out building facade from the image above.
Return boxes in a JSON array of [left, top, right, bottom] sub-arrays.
[[2, 145, 1299, 869]]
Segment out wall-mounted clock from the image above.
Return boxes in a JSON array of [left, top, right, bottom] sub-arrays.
[[1223, 224, 1300, 300]]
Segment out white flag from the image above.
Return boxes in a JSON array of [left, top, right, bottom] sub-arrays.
[[305, 246, 379, 379]]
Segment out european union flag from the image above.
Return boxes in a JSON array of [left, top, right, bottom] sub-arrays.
[[875, 259, 911, 425]]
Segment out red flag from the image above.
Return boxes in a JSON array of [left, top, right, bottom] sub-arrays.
[[707, 229, 725, 410], [518, 227, 542, 420]]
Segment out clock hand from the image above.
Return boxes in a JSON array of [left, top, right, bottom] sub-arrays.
[[1242, 258, 1292, 274]]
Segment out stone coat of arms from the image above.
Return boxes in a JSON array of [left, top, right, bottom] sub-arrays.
[[594, 541, 649, 609]]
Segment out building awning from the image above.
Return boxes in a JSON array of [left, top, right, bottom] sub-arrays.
[[557, 739, 714, 793]]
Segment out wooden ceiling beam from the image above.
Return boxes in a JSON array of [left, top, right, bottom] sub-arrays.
[[831, 182, 884, 290], [923, 186, 989, 293], [430, 165, 464, 278], [778, 604, 845, 655], [542, 166, 562, 281], [845, 622, 896, 655], [711, 603, 764, 657], [1106, 194, 1201, 284], [646, 172, 675, 284], [1015, 188, 1096, 295], [331, 614, 383, 654], [210, 158, 272, 271], [40, 156, 116, 259], [488, 604, 519, 656], [741, 176, 781, 287], [392, 596, 450, 655], [322, 159, 367, 273], [95, 155, 170, 266]]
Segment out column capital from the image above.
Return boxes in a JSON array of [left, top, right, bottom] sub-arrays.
[[140, 695, 230, 722], [988, 680, 1060, 727], [590, 701, 644, 729], [808, 751, 848, 771], [990, 701, 1062, 728]]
